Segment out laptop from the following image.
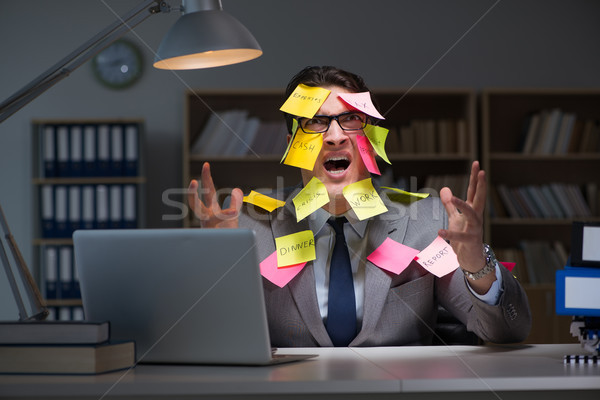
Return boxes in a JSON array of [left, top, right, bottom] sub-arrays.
[[73, 228, 316, 366]]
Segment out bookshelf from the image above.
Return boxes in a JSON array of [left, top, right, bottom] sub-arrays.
[[481, 88, 600, 343], [183, 88, 477, 227], [31, 119, 146, 321]]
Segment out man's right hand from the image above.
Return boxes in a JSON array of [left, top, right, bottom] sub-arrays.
[[187, 162, 243, 229]]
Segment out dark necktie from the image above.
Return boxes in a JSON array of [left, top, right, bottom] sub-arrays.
[[326, 217, 357, 346]]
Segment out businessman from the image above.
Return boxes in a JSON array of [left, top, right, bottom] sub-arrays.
[[188, 66, 531, 347]]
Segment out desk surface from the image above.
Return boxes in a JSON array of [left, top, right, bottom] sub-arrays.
[[1, 344, 599, 400]]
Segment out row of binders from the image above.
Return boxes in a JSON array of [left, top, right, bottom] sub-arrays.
[[42, 245, 81, 300], [45, 305, 85, 321], [39, 122, 141, 178], [40, 184, 138, 238]]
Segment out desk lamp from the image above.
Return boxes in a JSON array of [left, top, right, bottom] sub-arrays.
[[0, 0, 262, 320]]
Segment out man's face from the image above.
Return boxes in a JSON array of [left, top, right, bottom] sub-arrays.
[[296, 86, 371, 211]]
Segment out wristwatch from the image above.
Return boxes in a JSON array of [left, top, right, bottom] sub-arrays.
[[462, 243, 497, 280]]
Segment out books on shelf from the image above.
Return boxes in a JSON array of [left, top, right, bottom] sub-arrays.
[[0, 321, 109, 345], [0, 341, 135, 374], [495, 241, 567, 285], [392, 118, 469, 155]]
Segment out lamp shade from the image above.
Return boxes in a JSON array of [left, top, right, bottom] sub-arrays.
[[153, 3, 262, 70]]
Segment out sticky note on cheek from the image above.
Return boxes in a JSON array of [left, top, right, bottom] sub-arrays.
[[292, 177, 330, 222], [364, 124, 391, 164], [342, 178, 388, 220], [414, 236, 459, 277], [282, 131, 323, 170], [356, 134, 381, 175], [279, 84, 331, 118], [275, 230, 316, 268]]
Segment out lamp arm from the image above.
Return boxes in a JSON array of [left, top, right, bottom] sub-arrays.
[[0, 0, 169, 124]]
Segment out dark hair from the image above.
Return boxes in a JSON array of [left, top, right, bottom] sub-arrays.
[[282, 66, 373, 134]]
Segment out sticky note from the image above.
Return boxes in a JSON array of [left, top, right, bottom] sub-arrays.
[[243, 190, 286, 212], [367, 238, 420, 275], [275, 230, 316, 268], [414, 236, 459, 278], [342, 178, 388, 220], [338, 92, 385, 120], [279, 84, 331, 118], [381, 186, 429, 203], [282, 130, 323, 170], [356, 134, 381, 175], [364, 124, 391, 164], [500, 261, 515, 272], [280, 119, 298, 163], [292, 177, 330, 222], [260, 251, 306, 288]]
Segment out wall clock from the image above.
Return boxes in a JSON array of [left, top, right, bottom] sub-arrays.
[[92, 39, 143, 89]]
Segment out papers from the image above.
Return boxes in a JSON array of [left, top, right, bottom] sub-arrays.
[[279, 84, 331, 118], [342, 178, 388, 220], [292, 177, 330, 222]]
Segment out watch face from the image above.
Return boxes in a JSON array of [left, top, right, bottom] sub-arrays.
[[92, 39, 143, 89]]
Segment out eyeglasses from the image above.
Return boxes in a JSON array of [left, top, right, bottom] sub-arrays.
[[296, 111, 367, 134]]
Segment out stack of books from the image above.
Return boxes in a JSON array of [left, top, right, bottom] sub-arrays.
[[0, 321, 135, 374]]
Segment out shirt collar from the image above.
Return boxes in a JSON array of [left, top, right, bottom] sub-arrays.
[[307, 207, 368, 238]]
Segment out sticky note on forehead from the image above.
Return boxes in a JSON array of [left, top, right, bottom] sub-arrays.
[[292, 177, 330, 222], [279, 84, 331, 118], [338, 92, 385, 120], [342, 178, 388, 220], [275, 230, 316, 268]]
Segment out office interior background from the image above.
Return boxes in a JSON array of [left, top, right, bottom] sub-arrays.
[[1, 0, 599, 321]]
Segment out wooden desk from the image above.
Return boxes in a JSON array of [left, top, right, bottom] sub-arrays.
[[1, 344, 599, 399]]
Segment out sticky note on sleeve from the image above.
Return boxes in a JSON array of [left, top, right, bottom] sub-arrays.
[[275, 230, 316, 268], [243, 191, 286, 212], [342, 178, 388, 220], [279, 84, 331, 118], [338, 92, 385, 120], [414, 236, 459, 277], [292, 177, 330, 222]]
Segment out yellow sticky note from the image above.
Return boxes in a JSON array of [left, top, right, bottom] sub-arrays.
[[364, 124, 391, 164], [280, 119, 298, 163], [275, 230, 316, 268], [343, 178, 388, 220], [282, 130, 323, 170], [243, 190, 285, 212], [292, 177, 330, 222], [381, 186, 429, 204], [279, 84, 331, 118]]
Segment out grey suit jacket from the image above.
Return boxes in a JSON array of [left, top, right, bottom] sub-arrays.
[[239, 187, 531, 347]]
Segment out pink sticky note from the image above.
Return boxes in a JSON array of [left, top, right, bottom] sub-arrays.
[[356, 135, 381, 175], [259, 251, 306, 288], [338, 92, 385, 120], [367, 238, 420, 275], [500, 261, 516, 272], [415, 236, 459, 278]]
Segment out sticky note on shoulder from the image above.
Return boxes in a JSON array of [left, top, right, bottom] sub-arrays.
[[414, 236, 459, 277], [280, 84, 331, 118], [292, 177, 330, 222], [381, 186, 429, 204], [275, 230, 316, 268], [243, 190, 285, 212], [342, 178, 388, 220]]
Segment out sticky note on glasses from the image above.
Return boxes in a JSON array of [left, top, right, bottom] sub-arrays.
[[280, 84, 331, 118], [364, 124, 391, 164], [342, 178, 388, 220], [414, 236, 459, 278], [243, 190, 286, 212], [282, 130, 323, 170], [356, 135, 381, 175], [292, 177, 330, 222], [275, 230, 316, 268], [338, 92, 385, 120]]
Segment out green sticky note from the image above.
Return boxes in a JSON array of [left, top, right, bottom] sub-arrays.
[[364, 124, 391, 164]]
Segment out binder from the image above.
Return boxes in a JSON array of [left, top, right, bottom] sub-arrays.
[[109, 185, 123, 229], [95, 185, 109, 229], [40, 184, 55, 238], [58, 306, 72, 321], [123, 184, 137, 228], [68, 185, 82, 235], [124, 124, 139, 176], [83, 124, 98, 177], [56, 125, 70, 177], [42, 125, 56, 178], [73, 252, 81, 299], [44, 246, 58, 299], [69, 125, 84, 177], [97, 124, 111, 177], [54, 185, 68, 238], [58, 246, 74, 299], [71, 306, 85, 321], [110, 124, 124, 176], [81, 185, 95, 230]]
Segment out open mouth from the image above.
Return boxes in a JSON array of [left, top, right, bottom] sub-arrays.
[[323, 156, 350, 175]]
